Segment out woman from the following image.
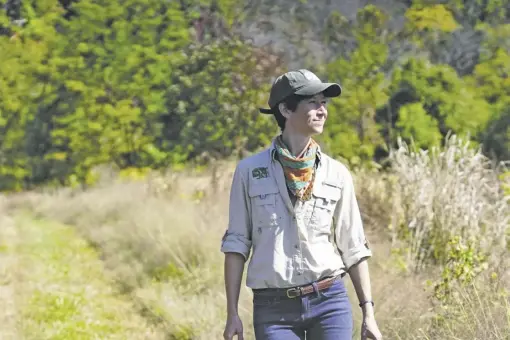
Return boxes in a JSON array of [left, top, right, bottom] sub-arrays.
[[220, 69, 382, 340]]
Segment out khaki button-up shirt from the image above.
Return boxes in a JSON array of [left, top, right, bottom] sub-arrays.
[[220, 139, 372, 289]]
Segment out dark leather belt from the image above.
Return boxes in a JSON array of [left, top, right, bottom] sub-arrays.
[[285, 275, 338, 298], [253, 275, 341, 299]]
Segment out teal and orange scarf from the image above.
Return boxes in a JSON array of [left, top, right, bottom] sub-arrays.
[[275, 136, 319, 201]]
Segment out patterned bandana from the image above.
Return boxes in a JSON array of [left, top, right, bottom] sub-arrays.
[[274, 135, 319, 201]]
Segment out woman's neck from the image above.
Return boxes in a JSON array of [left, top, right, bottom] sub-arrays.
[[281, 130, 311, 158]]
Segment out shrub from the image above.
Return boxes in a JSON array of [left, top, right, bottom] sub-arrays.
[[389, 134, 509, 273]]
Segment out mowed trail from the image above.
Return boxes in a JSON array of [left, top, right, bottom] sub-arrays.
[[0, 213, 164, 340]]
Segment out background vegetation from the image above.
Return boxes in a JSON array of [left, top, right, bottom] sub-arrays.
[[1, 0, 510, 190], [1, 0, 509, 339]]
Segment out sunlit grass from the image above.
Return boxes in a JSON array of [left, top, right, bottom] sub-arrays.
[[13, 214, 164, 340]]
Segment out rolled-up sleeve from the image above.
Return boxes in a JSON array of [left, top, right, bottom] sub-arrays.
[[334, 167, 372, 270], [220, 165, 252, 261]]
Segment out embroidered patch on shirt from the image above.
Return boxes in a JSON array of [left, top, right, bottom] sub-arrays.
[[252, 167, 269, 179]]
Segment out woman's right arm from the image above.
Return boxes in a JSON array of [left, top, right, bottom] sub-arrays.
[[224, 252, 246, 316], [221, 166, 252, 339]]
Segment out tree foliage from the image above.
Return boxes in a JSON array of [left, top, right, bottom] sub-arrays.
[[0, 0, 509, 190], [319, 5, 390, 164]]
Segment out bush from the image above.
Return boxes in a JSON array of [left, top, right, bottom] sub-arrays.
[[389, 134, 509, 272]]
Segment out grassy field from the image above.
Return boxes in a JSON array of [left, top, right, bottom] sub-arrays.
[[0, 211, 20, 340], [0, 199, 164, 340], [1, 137, 510, 339]]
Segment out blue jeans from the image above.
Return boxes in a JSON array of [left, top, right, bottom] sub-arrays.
[[252, 278, 353, 339]]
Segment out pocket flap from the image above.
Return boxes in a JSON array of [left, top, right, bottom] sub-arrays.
[[313, 181, 342, 200], [253, 193, 276, 206], [248, 182, 279, 198], [322, 179, 343, 189]]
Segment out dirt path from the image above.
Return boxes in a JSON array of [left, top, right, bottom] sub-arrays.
[[1, 212, 164, 340]]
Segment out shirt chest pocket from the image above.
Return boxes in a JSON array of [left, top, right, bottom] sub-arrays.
[[308, 181, 342, 231], [249, 185, 282, 229]]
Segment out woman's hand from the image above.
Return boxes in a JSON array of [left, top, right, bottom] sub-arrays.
[[361, 315, 382, 340]]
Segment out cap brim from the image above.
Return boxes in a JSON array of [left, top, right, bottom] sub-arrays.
[[259, 107, 274, 114], [295, 82, 342, 98]]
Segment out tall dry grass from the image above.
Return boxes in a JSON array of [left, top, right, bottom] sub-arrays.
[[389, 134, 509, 273], [4, 135, 510, 339]]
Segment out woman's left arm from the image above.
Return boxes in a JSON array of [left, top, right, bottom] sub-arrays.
[[333, 166, 382, 339], [348, 259, 382, 340]]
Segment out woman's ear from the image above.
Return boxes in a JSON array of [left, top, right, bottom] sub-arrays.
[[278, 103, 290, 119]]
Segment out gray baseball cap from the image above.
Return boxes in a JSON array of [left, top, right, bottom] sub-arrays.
[[259, 69, 342, 114]]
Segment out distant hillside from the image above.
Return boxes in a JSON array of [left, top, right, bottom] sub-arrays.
[[238, 0, 410, 68]]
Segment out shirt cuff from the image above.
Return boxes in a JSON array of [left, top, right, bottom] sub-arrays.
[[342, 246, 372, 271], [220, 232, 252, 261]]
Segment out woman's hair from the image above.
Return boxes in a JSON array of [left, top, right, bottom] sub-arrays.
[[273, 94, 313, 131]]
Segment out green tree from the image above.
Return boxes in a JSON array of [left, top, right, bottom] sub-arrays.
[[396, 103, 442, 149], [319, 5, 390, 164], [381, 58, 491, 151], [0, 0, 62, 190], [42, 0, 192, 185], [166, 38, 282, 164], [0, 38, 31, 191], [467, 24, 510, 160], [411, 0, 508, 26], [405, 4, 459, 34]]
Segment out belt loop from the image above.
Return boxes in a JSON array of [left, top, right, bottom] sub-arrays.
[[312, 282, 320, 298]]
